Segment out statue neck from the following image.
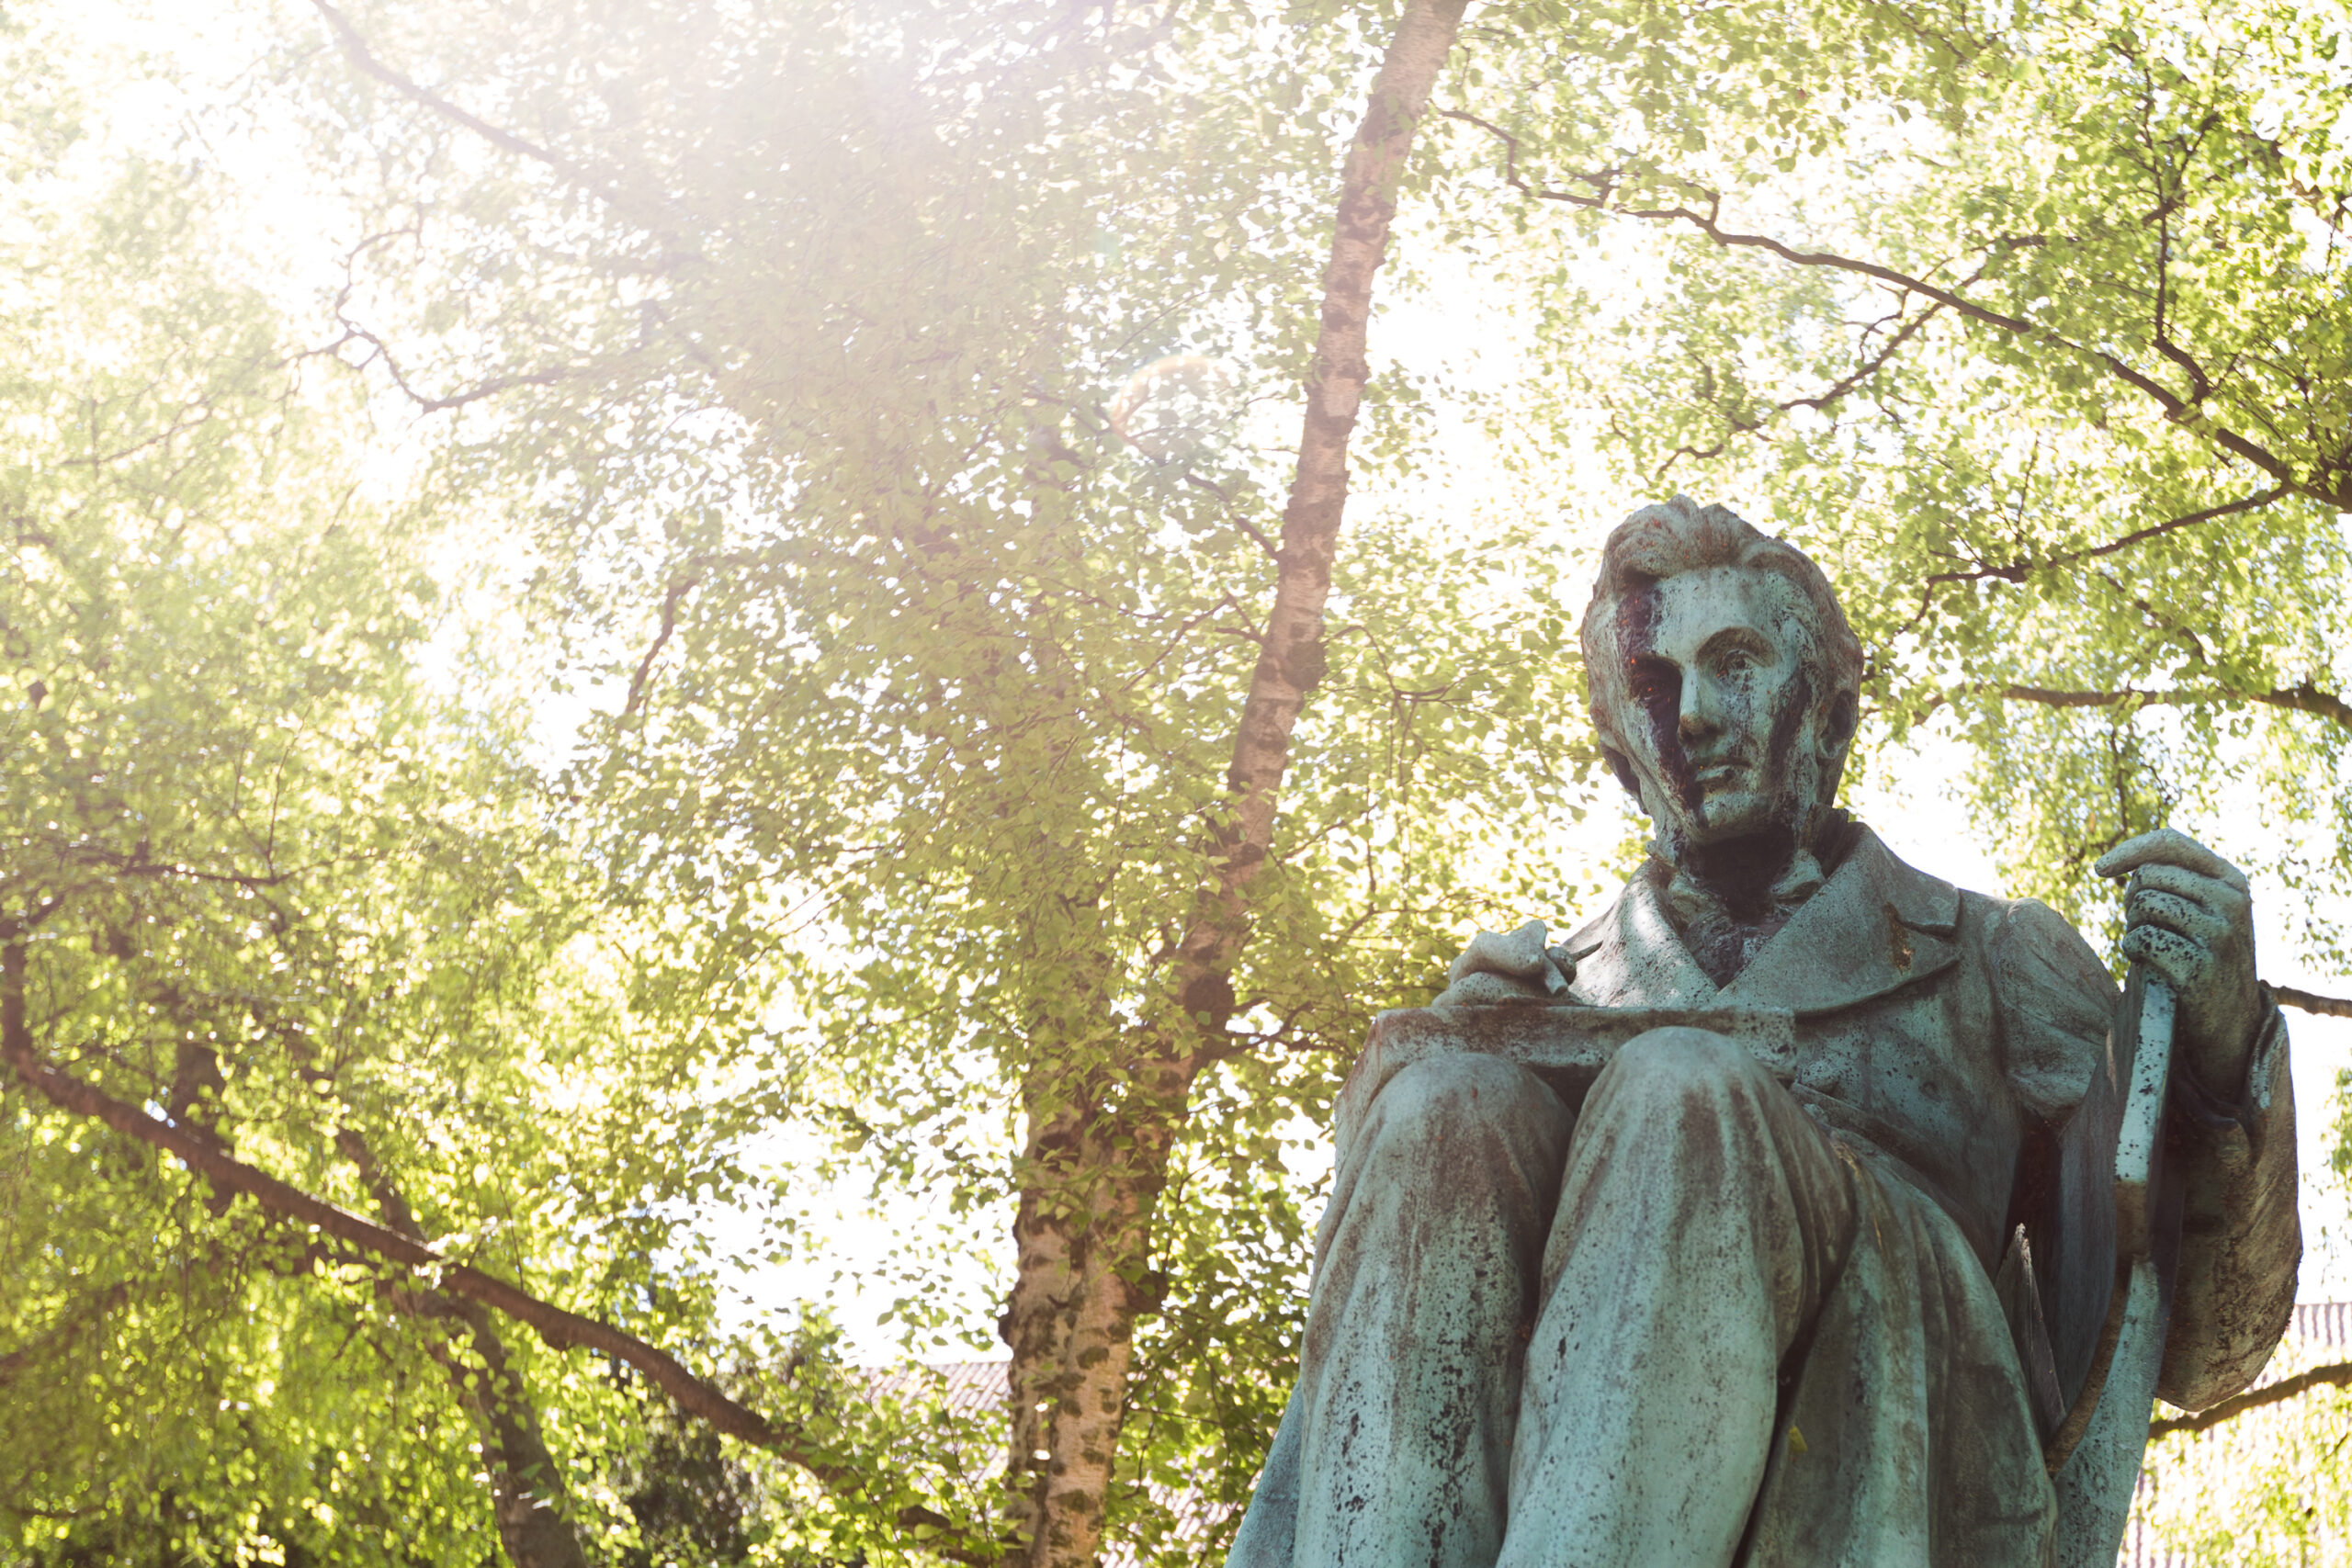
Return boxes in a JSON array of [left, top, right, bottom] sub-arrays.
[[1652, 808, 1860, 986], [1677, 826, 1800, 922]]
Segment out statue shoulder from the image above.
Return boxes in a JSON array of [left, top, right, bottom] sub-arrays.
[[1968, 892, 2120, 1116], [1860, 832, 2109, 1010], [1856, 837, 2115, 1100], [1976, 893, 2120, 1011]]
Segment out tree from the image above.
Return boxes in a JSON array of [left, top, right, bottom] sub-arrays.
[[0, 87, 616, 1562], [279, 2, 1600, 1562], [17, 0, 2352, 1562], [0, 20, 919, 1564]]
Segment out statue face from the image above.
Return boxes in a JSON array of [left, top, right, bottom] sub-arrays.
[[1607, 565, 1829, 852]]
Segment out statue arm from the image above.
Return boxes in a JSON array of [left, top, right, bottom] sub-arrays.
[[2156, 992, 2301, 1411], [2083, 829, 2300, 1407], [1992, 896, 2298, 1412]]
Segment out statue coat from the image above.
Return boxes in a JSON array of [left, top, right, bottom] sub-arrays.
[[1230, 827, 2298, 1566]]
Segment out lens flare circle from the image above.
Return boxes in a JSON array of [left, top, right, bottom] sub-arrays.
[[1109, 354, 1238, 461]]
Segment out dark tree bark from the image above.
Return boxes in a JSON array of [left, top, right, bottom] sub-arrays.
[[1001, 5, 1472, 1563], [335, 1128, 591, 1568]]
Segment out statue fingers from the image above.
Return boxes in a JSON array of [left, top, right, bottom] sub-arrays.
[[1439, 970, 1555, 1007], [2123, 884, 2231, 948], [1440, 919, 1572, 1005], [1448, 920, 1554, 985], [2095, 827, 2249, 892], [2118, 922, 2209, 994], [2129, 862, 2251, 927]]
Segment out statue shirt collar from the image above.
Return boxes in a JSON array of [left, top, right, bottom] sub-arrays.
[[1563, 825, 1964, 1019]]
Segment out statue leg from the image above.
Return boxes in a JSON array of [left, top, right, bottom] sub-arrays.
[[1499, 1027, 1857, 1568], [1279, 1052, 1576, 1568]]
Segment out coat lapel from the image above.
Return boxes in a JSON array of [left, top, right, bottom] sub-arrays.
[[1560, 875, 1718, 1009], [1560, 828, 1961, 1017], [1724, 829, 1962, 1015]]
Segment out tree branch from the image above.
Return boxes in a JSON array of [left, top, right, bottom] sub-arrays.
[[1919, 485, 2290, 596], [1784, 299, 1949, 418], [28, 838, 302, 890], [4, 1046, 747, 1431], [307, 0, 600, 192], [0, 1016, 995, 1561], [1639, 295, 1954, 480], [1442, 113, 2329, 507], [1996, 681, 2352, 731], [322, 320, 574, 415], [2272, 986, 2352, 1020], [1181, 471, 1283, 563], [623, 570, 699, 717], [2152, 1359, 2352, 1437], [323, 1097, 586, 1568]]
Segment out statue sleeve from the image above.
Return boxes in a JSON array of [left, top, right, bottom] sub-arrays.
[[1993, 896, 2117, 1129], [1990, 898, 2300, 1411], [2157, 994, 2300, 1411]]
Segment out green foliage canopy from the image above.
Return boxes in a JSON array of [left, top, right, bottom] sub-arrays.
[[9, 0, 2352, 1562]]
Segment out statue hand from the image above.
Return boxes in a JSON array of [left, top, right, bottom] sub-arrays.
[[1435, 919, 1576, 1008], [2095, 828, 2261, 1100]]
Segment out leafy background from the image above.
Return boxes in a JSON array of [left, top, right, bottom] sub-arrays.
[[5, 0, 2352, 1563]]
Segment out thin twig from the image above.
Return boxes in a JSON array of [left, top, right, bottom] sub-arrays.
[[2153, 1360, 2352, 1437]]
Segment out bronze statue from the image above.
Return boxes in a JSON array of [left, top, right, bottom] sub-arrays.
[[1228, 496, 2296, 1567]]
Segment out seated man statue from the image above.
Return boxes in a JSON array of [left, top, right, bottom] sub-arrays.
[[1227, 496, 2299, 1566]]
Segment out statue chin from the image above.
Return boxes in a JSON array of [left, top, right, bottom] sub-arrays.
[[1660, 788, 1799, 852], [1699, 793, 1782, 840]]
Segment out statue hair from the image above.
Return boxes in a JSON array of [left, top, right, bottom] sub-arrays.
[[1580, 494, 1863, 796]]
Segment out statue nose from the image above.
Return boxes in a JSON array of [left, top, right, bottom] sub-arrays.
[[1679, 683, 1722, 740]]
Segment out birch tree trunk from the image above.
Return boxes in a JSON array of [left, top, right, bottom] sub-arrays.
[[1002, 4, 1472, 1562]]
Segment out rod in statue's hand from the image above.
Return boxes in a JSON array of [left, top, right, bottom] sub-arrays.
[[2094, 827, 2261, 1102]]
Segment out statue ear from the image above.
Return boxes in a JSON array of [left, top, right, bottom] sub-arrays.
[[1822, 690, 1858, 755], [1600, 746, 1642, 799]]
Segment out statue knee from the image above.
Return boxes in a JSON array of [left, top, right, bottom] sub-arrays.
[[1601, 1026, 1773, 1117], [1356, 1053, 1560, 1161]]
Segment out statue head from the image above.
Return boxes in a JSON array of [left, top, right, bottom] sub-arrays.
[[1580, 496, 1862, 868]]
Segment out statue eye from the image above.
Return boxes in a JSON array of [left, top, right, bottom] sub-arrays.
[[1717, 649, 1758, 678], [1626, 657, 1679, 708]]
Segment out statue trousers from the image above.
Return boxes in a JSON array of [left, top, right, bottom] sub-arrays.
[[1227, 1026, 2054, 1568]]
